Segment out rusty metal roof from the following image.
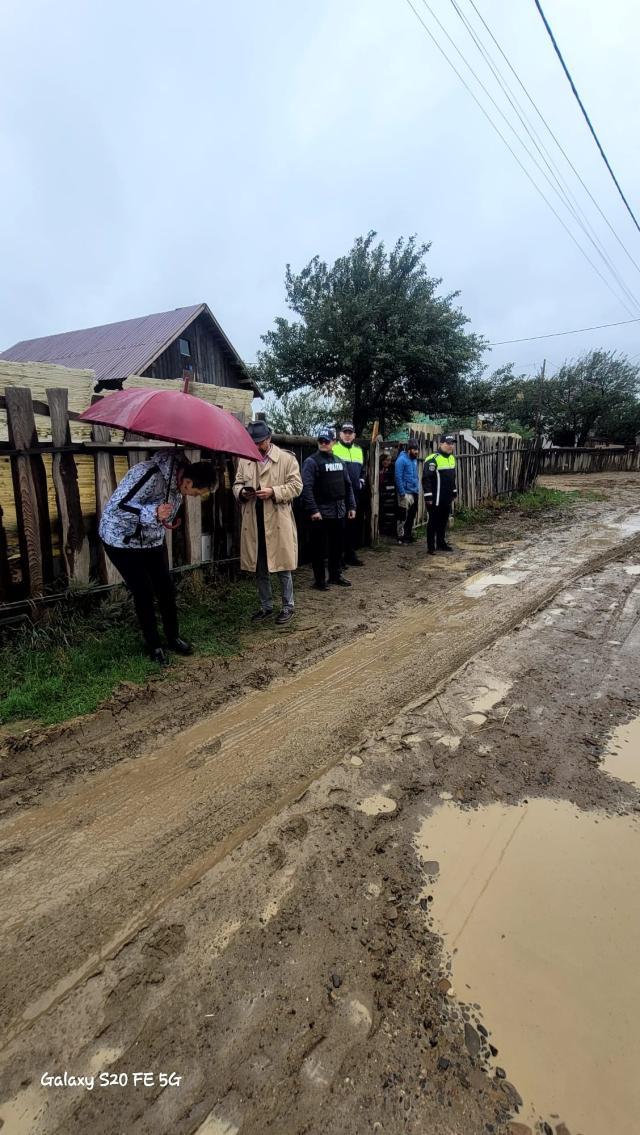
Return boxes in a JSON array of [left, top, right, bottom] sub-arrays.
[[0, 303, 259, 393]]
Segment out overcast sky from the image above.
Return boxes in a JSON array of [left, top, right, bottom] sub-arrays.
[[1, 0, 639, 387]]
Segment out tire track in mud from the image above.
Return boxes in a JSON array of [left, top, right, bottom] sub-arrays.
[[1, 512, 639, 1049]]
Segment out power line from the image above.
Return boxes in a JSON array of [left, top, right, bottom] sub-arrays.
[[490, 315, 640, 346], [465, 0, 640, 278], [532, 0, 640, 236], [446, 0, 640, 312], [406, 0, 639, 315]]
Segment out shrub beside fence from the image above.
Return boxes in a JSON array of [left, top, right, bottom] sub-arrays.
[[0, 387, 542, 611]]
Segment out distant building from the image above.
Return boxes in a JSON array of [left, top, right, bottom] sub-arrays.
[[1, 302, 260, 398]]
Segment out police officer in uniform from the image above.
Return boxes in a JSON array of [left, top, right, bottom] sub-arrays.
[[332, 422, 365, 567], [302, 428, 356, 590], [422, 434, 457, 555]]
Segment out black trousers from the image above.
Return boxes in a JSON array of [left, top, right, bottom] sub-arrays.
[[397, 493, 418, 541], [427, 504, 451, 551], [342, 508, 360, 563], [309, 518, 344, 584], [104, 542, 179, 651]]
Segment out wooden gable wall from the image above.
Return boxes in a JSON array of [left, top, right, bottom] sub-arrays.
[[143, 312, 243, 388]]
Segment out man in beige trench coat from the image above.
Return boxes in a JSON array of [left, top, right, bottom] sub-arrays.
[[233, 421, 303, 626]]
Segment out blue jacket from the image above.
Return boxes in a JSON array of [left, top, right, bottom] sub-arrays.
[[394, 450, 419, 496]]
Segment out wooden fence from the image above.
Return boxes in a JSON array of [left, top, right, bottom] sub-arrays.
[[540, 447, 640, 475], [0, 387, 240, 607], [405, 430, 542, 532], [0, 388, 542, 610]]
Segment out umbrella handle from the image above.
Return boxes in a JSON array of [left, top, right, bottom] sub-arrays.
[[162, 518, 182, 531]]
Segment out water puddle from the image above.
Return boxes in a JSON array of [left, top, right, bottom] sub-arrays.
[[464, 570, 528, 598], [469, 679, 511, 714], [609, 515, 640, 536], [416, 799, 640, 1134], [87, 1045, 125, 1075], [602, 714, 640, 788], [194, 1113, 239, 1135], [0, 1082, 48, 1133], [356, 794, 397, 816], [463, 712, 488, 728], [436, 735, 461, 751]]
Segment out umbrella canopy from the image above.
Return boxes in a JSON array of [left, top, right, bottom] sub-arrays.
[[79, 387, 261, 461]]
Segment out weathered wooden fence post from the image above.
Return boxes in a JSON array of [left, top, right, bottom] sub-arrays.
[[182, 447, 202, 564], [5, 385, 53, 595], [91, 400, 121, 585], [369, 438, 381, 543], [0, 503, 11, 601], [47, 387, 90, 586], [124, 432, 148, 469]]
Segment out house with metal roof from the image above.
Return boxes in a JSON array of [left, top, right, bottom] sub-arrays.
[[0, 302, 260, 397]]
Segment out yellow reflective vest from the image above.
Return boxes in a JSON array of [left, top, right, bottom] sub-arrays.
[[422, 452, 457, 506], [332, 441, 365, 496]]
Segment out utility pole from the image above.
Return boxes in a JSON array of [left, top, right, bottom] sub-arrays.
[[535, 358, 546, 440]]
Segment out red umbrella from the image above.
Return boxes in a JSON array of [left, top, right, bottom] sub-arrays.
[[79, 385, 261, 462], [79, 380, 261, 528]]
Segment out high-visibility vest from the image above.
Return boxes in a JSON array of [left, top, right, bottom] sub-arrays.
[[425, 452, 456, 470], [423, 452, 457, 506], [332, 442, 364, 467]]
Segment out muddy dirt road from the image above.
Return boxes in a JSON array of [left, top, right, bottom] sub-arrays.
[[1, 475, 639, 1135]]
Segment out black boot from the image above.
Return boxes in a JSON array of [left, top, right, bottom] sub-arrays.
[[167, 637, 193, 655], [151, 647, 169, 666], [250, 609, 274, 622], [330, 575, 352, 587]]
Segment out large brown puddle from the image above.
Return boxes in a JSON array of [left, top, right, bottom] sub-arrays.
[[602, 714, 640, 789], [416, 799, 640, 1134]]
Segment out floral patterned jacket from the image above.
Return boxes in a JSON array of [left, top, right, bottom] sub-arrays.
[[99, 451, 182, 549]]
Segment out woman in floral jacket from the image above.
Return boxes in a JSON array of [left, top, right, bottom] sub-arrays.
[[99, 451, 216, 665]]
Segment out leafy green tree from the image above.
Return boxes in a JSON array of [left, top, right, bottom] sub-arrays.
[[445, 365, 535, 436], [544, 351, 639, 445], [255, 232, 485, 435], [261, 388, 344, 436], [480, 351, 639, 445], [596, 398, 640, 446]]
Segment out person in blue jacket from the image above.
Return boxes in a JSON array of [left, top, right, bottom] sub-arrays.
[[394, 438, 420, 544]]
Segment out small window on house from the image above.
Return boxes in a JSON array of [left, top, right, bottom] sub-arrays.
[[179, 338, 191, 358]]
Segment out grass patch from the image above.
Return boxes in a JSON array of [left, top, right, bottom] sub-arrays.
[[0, 575, 257, 727], [453, 485, 586, 527]]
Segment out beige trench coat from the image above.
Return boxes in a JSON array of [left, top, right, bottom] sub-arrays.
[[233, 445, 303, 573]]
